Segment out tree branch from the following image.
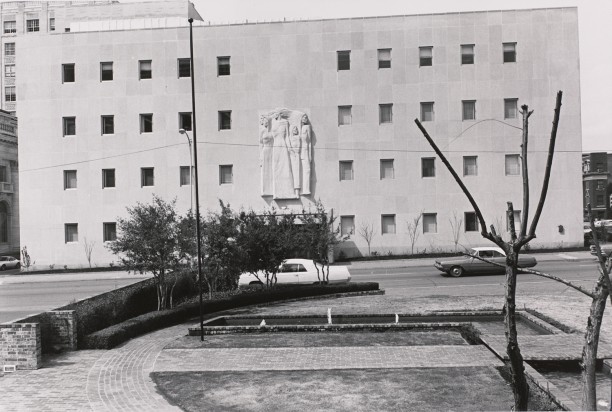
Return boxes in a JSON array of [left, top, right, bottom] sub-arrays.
[[587, 204, 612, 305], [519, 105, 530, 241], [508, 202, 518, 243]]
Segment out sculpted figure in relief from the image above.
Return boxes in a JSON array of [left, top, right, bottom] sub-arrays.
[[300, 114, 312, 195], [259, 115, 273, 196]]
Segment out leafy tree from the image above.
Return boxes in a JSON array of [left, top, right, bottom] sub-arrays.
[[106, 195, 184, 310]]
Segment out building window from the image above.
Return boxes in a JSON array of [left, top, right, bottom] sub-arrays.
[[49, 18, 55, 31], [596, 163, 605, 172], [179, 112, 192, 131], [337, 50, 350, 70], [3, 21, 16, 34], [506, 210, 521, 232], [379, 104, 393, 124], [4, 43, 15, 56], [26, 19, 39, 32], [0, 166, 7, 183], [340, 216, 355, 236], [180, 166, 192, 186], [101, 115, 114, 135], [596, 195, 605, 207], [338, 106, 352, 126], [420, 102, 434, 122], [462, 100, 476, 121], [378, 48, 391, 69], [219, 165, 233, 184], [64, 170, 77, 190], [102, 169, 115, 188], [505, 154, 520, 176], [217, 56, 230, 76], [339, 161, 354, 181], [4, 65, 15, 78], [65, 224, 78, 243], [504, 99, 518, 119], [463, 156, 478, 176], [141, 168, 154, 187], [63, 117, 76, 136], [218, 111, 232, 130], [503, 42, 516, 63], [465, 212, 478, 232], [380, 159, 394, 180], [596, 180, 605, 191], [381, 215, 396, 235], [423, 213, 437, 233], [461, 44, 474, 64], [103, 222, 117, 242], [100, 62, 113, 81], [422, 158, 435, 177], [178, 58, 191, 78], [139, 60, 152, 79], [419, 46, 433, 66], [4, 87, 15, 102], [62, 64, 75, 83], [140, 114, 153, 133]]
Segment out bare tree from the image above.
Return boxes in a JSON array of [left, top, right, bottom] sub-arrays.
[[21, 246, 33, 271], [415, 91, 563, 411], [449, 211, 462, 252], [406, 213, 422, 255], [83, 237, 95, 268], [357, 220, 375, 256]]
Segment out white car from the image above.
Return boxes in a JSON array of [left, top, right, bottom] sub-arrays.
[[239, 258, 351, 286], [0, 256, 20, 270]]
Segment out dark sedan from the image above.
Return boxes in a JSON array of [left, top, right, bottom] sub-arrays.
[[434, 247, 537, 277]]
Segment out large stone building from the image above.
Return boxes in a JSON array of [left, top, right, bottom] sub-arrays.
[[17, 7, 583, 267], [582, 152, 612, 220], [0, 109, 18, 255]]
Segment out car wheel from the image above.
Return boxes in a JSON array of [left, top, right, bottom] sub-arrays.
[[449, 266, 464, 277], [0, 265, 5, 271], [15, 263, 20, 269]]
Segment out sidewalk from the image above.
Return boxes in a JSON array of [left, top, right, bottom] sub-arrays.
[[0, 270, 151, 285]]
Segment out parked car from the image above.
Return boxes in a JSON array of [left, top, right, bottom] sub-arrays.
[[0, 256, 20, 270], [589, 244, 612, 258], [238, 258, 351, 286], [433, 247, 537, 277]]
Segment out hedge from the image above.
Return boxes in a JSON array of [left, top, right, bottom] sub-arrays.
[[82, 282, 380, 349]]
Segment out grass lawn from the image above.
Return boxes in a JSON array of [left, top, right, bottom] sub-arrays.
[[152, 367, 516, 412]]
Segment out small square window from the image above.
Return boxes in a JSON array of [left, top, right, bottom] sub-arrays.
[[139, 60, 152, 79], [49, 18, 55, 31], [503, 43, 516, 63], [179, 112, 192, 131], [178, 58, 191, 78], [596, 195, 605, 207], [420, 102, 434, 122], [596, 180, 605, 191], [3, 21, 16, 34], [506, 210, 521, 232], [338, 106, 352, 126], [380, 159, 394, 180], [0, 166, 7, 183], [140, 114, 153, 133], [4, 43, 15, 56], [419, 46, 433, 66], [340, 216, 355, 236], [26, 19, 39, 32], [4, 64, 15, 78], [65, 223, 78, 243], [4, 87, 15, 102], [217, 56, 230, 76], [100, 62, 113, 81], [101, 115, 114, 135], [337, 50, 350, 70], [219, 165, 233, 184], [422, 158, 435, 177], [64, 170, 77, 189], [62, 64, 75, 83], [180, 166, 192, 186], [505, 154, 520, 176], [378, 48, 391, 69], [463, 156, 478, 176], [102, 169, 115, 188], [423, 213, 437, 233], [141, 167, 154, 187], [462, 100, 476, 121], [504, 98, 518, 119], [465, 212, 478, 232], [379, 104, 393, 124], [218, 111, 232, 130], [103, 222, 117, 242], [461, 44, 474, 64], [339, 161, 353, 181], [63, 117, 76, 136], [381, 214, 396, 235]]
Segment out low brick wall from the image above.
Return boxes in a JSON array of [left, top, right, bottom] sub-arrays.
[[0, 323, 41, 370]]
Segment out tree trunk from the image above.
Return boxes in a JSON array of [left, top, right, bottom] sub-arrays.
[[505, 251, 530, 410], [581, 284, 609, 410]]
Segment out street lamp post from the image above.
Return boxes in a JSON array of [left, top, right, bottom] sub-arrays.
[[179, 128, 193, 215], [187, 17, 204, 342]]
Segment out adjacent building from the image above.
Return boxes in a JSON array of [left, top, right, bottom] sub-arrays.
[[17, 7, 583, 267], [0, 109, 18, 255], [582, 152, 612, 220]]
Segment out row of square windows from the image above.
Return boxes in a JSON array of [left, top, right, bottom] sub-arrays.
[[2, 18, 52, 34], [61, 155, 522, 191], [64, 222, 116, 243]]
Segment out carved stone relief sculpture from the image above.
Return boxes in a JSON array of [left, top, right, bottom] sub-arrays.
[[259, 108, 313, 199]]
